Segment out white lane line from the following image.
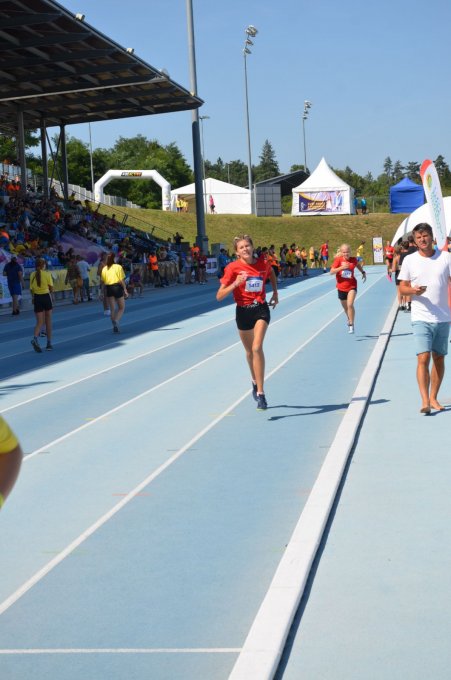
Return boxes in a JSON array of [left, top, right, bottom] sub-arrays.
[[228, 296, 399, 680], [22, 286, 341, 462], [0, 289, 361, 617], [2, 277, 333, 413], [0, 647, 240, 654]]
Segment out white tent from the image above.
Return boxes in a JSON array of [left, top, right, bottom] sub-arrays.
[[171, 177, 251, 215], [291, 157, 355, 216], [391, 196, 451, 245]]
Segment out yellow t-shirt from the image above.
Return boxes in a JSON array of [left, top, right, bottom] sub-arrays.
[[0, 416, 18, 454], [29, 270, 53, 295], [356, 245, 364, 258], [101, 263, 125, 285]]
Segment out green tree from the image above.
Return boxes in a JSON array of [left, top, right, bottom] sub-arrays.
[[405, 161, 420, 181], [225, 159, 248, 187], [392, 160, 404, 183], [383, 156, 393, 181], [254, 139, 280, 182]]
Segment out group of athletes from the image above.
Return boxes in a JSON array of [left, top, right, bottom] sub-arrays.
[[2, 227, 449, 511], [217, 235, 367, 411]]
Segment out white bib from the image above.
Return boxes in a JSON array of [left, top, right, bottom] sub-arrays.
[[245, 276, 263, 293]]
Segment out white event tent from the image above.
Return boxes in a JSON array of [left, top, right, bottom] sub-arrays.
[[291, 157, 355, 216], [391, 196, 451, 245], [171, 177, 251, 214]]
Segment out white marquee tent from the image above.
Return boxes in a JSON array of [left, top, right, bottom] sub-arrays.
[[171, 177, 251, 215], [391, 196, 451, 245], [291, 157, 355, 216]]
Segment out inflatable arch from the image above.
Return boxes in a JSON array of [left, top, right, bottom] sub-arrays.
[[94, 170, 171, 210]]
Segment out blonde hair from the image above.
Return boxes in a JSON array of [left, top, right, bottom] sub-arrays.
[[233, 234, 253, 251], [34, 258, 46, 287]]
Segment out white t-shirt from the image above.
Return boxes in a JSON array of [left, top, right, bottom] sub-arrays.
[[77, 260, 90, 279], [398, 250, 451, 322]]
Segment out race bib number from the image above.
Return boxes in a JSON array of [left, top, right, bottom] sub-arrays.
[[341, 269, 352, 278], [245, 276, 263, 293]]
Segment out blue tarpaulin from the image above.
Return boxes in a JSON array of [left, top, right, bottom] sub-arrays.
[[389, 177, 425, 214]]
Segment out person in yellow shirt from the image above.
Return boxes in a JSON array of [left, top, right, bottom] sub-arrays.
[[0, 415, 22, 510], [101, 252, 128, 333], [356, 241, 365, 266], [29, 258, 54, 352]]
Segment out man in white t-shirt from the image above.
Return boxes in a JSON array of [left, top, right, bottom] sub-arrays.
[[76, 255, 91, 302], [398, 223, 451, 414]]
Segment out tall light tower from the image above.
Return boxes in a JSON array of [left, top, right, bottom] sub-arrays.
[[199, 115, 210, 213], [243, 25, 258, 214], [302, 100, 312, 172]]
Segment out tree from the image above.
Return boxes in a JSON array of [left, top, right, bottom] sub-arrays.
[[254, 139, 280, 182], [434, 155, 449, 178], [392, 160, 404, 183], [225, 159, 248, 187], [383, 156, 393, 181], [405, 161, 420, 181]]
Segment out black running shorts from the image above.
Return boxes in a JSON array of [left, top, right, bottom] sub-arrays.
[[236, 301, 270, 331], [106, 283, 124, 299], [337, 288, 356, 300], [33, 293, 53, 313]]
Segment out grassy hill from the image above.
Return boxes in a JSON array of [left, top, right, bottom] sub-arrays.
[[100, 205, 408, 256]]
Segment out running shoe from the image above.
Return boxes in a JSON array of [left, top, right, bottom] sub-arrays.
[[31, 338, 42, 353], [104, 310, 111, 316], [348, 325, 354, 334], [256, 394, 268, 410], [252, 382, 258, 401], [113, 323, 119, 333], [40, 330, 47, 337], [46, 343, 53, 351]]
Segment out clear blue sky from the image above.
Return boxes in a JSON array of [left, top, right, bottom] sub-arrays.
[[62, 0, 451, 178]]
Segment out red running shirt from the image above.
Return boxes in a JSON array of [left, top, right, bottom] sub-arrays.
[[332, 256, 358, 292], [384, 245, 394, 259], [220, 257, 272, 306]]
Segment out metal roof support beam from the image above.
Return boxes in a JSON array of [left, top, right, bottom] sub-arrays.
[[59, 124, 69, 200], [40, 119, 49, 199], [0, 13, 62, 29], [16, 108, 27, 190]]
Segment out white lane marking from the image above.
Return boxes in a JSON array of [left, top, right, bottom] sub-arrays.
[[22, 286, 341, 461], [0, 648, 240, 655], [0, 276, 385, 617], [2, 276, 334, 412], [228, 296, 399, 680]]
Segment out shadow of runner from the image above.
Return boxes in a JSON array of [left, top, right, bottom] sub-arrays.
[[267, 398, 389, 420]]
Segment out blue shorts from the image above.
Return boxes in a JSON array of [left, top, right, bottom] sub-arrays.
[[412, 321, 450, 356], [8, 283, 21, 296]]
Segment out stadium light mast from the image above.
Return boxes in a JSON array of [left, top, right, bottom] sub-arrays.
[[243, 25, 258, 214], [302, 100, 312, 173], [186, 0, 208, 252], [199, 115, 210, 214]]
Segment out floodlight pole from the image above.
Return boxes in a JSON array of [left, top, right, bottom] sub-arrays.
[[186, 0, 208, 253], [243, 25, 258, 215], [199, 115, 210, 214]]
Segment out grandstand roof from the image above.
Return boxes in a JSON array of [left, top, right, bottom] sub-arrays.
[[0, 0, 203, 135], [255, 170, 309, 196]]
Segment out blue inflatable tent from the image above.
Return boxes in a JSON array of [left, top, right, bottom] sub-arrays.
[[389, 177, 425, 214]]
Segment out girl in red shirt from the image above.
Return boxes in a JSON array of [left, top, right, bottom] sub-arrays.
[[217, 235, 278, 410], [330, 243, 366, 334]]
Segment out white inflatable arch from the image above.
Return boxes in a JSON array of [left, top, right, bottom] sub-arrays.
[[94, 170, 171, 210]]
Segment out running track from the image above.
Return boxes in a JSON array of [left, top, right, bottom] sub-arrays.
[[0, 268, 449, 680]]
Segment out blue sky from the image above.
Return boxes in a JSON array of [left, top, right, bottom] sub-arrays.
[[61, 0, 451, 177]]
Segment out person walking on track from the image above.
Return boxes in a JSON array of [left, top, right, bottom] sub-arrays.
[[30, 258, 54, 352], [330, 243, 366, 334], [398, 223, 451, 414], [101, 253, 128, 333], [216, 234, 278, 410]]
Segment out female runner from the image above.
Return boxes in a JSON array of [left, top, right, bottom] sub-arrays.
[[216, 235, 278, 410], [30, 257, 54, 352], [330, 243, 366, 334], [101, 252, 128, 333]]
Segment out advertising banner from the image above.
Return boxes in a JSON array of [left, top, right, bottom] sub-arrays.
[[372, 237, 384, 264], [0, 275, 12, 304], [299, 190, 345, 213], [420, 159, 447, 250]]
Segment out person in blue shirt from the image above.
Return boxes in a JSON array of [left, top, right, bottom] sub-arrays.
[[3, 255, 24, 315]]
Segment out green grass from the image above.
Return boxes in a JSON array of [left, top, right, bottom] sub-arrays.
[[97, 204, 407, 257]]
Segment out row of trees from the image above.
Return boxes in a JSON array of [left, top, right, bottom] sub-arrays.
[[2, 129, 451, 206]]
